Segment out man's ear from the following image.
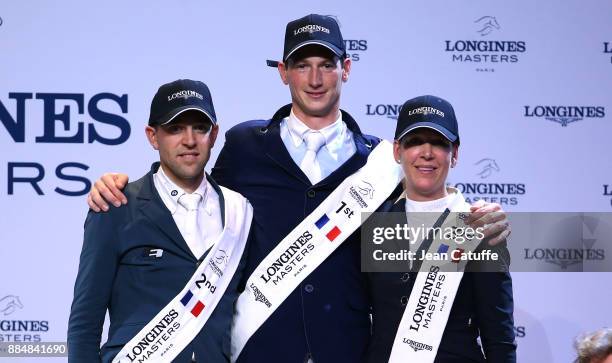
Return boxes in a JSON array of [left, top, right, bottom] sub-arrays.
[[209, 124, 219, 148], [341, 57, 352, 82], [278, 62, 289, 85], [145, 126, 159, 150]]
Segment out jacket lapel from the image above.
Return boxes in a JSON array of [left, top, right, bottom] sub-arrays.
[[207, 173, 225, 228], [264, 105, 312, 186], [391, 197, 406, 213]]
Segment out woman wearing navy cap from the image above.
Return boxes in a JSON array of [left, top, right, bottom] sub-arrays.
[[366, 95, 517, 363]]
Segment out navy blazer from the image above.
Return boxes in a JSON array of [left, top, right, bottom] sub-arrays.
[[366, 199, 517, 363], [211, 105, 380, 363], [68, 163, 248, 363]]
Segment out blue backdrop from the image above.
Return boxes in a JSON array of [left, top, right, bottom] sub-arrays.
[[1, 1, 611, 361]]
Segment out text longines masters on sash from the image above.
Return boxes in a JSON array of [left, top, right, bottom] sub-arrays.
[[259, 231, 314, 285]]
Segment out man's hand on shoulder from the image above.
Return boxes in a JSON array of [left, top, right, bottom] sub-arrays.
[[87, 173, 130, 212], [464, 200, 511, 246]]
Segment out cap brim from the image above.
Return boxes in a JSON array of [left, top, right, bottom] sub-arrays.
[[395, 122, 458, 143], [158, 106, 216, 126], [284, 40, 344, 61]]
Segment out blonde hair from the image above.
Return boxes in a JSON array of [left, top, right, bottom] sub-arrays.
[[574, 328, 612, 363]]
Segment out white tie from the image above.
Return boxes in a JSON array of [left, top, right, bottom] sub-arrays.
[[178, 193, 204, 259], [300, 131, 326, 184]]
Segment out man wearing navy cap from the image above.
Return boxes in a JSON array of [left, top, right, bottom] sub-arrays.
[[86, 15, 511, 363], [217, 14, 376, 362], [69, 79, 251, 362]]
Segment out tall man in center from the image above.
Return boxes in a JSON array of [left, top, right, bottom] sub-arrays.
[[212, 14, 374, 362]]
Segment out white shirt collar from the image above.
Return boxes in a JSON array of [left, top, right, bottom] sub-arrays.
[[286, 109, 345, 153], [399, 187, 460, 212], [154, 165, 208, 215]]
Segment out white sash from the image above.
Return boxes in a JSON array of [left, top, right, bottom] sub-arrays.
[[231, 140, 403, 362], [388, 190, 482, 363], [113, 186, 253, 363]]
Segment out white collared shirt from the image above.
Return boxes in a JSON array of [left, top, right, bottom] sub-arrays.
[[280, 109, 356, 181], [153, 165, 223, 259], [402, 190, 456, 269], [405, 193, 453, 213]]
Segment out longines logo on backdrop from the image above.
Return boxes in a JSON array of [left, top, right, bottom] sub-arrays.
[[444, 16, 526, 72], [475, 16, 500, 36], [344, 39, 368, 61], [604, 42, 611, 63], [0, 92, 130, 197], [450, 158, 525, 206], [0, 295, 49, 342], [523, 215, 606, 270], [524, 248, 603, 269], [604, 184, 612, 207], [524, 105, 605, 127], [364, 103, 403, 119], [323, 15, 368, 62], [514, 325, 526, 338], [474, 158, 500, 179], [0, 296, 23, 316]]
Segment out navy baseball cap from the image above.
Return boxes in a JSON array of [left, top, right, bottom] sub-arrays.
[[266, 14, 346, 67], [148, 79, 217, 126], [394, 95, 460, 144]]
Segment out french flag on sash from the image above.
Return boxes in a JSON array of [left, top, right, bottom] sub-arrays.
[[437, 244, 450, 254], [314, 214, 342, 242], [180, 289, 205, 317]]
